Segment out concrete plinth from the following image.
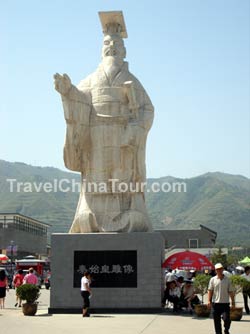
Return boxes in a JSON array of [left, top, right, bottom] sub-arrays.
[[49, 232, 164, 313]]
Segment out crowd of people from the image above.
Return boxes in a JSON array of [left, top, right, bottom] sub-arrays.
[[0, 267, 38, 309], [161, 264, 250, 334], [162, 270, 201, 313]]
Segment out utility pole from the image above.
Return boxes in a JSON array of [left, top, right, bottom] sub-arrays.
[[10, 240, 14, 277]]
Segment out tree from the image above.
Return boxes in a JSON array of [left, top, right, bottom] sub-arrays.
[[193, 274, 211, 304], [211, 248, 227, 268]]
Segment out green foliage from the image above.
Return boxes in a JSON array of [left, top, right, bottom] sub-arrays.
[[230, 275, 250, 296], [193, 274, 211, 303], [16, 284, 40, 303], [243, 280, 250, 294], [226, 254, 239, 266], [211, 248, 228, 268]]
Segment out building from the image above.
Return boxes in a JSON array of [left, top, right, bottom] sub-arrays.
[[156, 224, 219, 258], [156, 224, 217, 249], [0, 213, 50, 259]]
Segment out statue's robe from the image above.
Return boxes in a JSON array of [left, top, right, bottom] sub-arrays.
[[61, 62, 154, 232]]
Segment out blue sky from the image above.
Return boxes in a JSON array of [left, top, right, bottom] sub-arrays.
[[1, 0, 249, 178]]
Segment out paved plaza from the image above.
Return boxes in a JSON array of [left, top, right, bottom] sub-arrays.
[[1, 289, 249, 334]]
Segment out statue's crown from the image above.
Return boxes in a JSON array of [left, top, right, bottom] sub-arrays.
[[99, 11, 127, 38]]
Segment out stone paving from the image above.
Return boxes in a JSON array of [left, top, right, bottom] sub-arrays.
[[1, 288, 249, 334]]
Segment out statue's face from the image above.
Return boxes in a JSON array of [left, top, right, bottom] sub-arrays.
[[102, 35, 126, 60]]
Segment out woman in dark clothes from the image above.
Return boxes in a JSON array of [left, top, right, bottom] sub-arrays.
[[0, 269, 9, 309]]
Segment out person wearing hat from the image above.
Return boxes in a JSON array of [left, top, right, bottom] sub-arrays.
[[208, 263, 235, 334]]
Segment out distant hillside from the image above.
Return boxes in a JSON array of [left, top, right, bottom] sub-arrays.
[[0, 160, 80, 234], [0, 160, 249, 246], [146, 173, 250, 246]]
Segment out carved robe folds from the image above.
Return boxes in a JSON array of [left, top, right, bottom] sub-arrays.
[[62, 62, 154, 233]]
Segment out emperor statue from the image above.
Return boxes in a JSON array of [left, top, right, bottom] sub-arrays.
[[54, 11, 154, 233]]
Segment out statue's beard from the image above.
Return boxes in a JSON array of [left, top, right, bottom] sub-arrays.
[[102, 56, 124, 79]]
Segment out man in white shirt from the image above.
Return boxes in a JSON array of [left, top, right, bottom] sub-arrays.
[[241, 266, 250, 314], [208, 263, 235, 334]]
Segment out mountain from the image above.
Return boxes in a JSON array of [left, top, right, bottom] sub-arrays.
[[146, 173, 250, 246], [0, 160, 249, 246], [0, 160, 80, 234]]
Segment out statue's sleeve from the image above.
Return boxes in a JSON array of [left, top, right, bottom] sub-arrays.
[[61, 81, 91, 172], [128, 75, 154, 131], [137, 87, 154, 182], [142, 90, 154, 131], [125, 75, 154, 183], [137, 82, 154, 131]]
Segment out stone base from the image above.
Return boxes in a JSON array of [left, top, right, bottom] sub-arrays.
[[49, 232, 164, 313]]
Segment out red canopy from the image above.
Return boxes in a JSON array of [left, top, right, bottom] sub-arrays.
[[162, 250, 214, 271], [0, 254, 9, 262]]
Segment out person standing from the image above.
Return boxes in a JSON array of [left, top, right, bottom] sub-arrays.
[[23, 268, 38, 285], [13, 269, 24, 307], [208, 263, 235, 334], [81, 271, 92, 317], [0, 269, 9, 309], [241, 266, 250, 314]]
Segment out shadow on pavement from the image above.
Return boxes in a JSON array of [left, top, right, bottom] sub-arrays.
[[36, 313, 53, 317], [90, 315, 115, 318]]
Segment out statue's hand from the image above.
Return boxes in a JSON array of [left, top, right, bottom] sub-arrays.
[[54, 73, 72, 95]]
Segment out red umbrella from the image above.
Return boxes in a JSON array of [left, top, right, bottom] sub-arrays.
[[0, 254, 9, 262], [162, 250, 214, 271]]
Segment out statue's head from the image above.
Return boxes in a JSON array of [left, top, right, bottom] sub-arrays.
[[102, 34, 126, 61], [99, 11, 127, 64]]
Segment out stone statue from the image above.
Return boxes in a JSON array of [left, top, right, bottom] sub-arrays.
[[54, 11, 154, 233]]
